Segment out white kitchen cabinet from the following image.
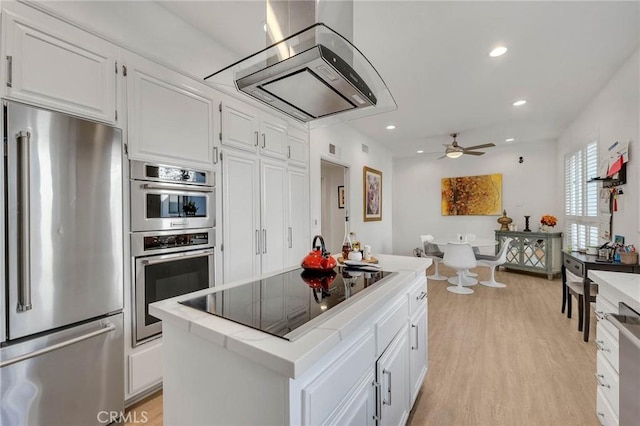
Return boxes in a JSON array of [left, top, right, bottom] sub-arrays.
[[221, 149, 288, 282], [260, 159, 288, 273], [220, 102, 259, 152], [260, 117, 288, 160], [325, 370, 376, 426], [128, 340, 163, 396], [221, 149, 261, 282], [287, 167, 310, 266], [122, 51, 216, 170], [409, 305, 428, 404], [1, 2, 117, 123], [220, 101, 287, 160], [287, 127, 309, 167], [377, 330, 409, 426]]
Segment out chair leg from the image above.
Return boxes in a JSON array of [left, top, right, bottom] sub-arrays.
[[427, 259, 448, 281], [577, 295, 584, 332], [567, 292, 572, 319], [447, 270, 474, 295], [479, 265, 506, 288]]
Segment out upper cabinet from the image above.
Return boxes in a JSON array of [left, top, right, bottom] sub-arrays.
[[122, 51, 217, 170], [1, 3, 117, 123], [221, 101, 288, 160], [287, 127, 309, 167]]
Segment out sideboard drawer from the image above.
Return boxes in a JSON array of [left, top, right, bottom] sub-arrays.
[[564, 256, 584, 277], [596, 323, 619, 373]]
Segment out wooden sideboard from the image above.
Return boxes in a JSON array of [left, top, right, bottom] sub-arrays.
[[495, 230, 563, 280]]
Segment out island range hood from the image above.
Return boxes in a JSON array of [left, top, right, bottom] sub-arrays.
[[204, 0, 396, 126]]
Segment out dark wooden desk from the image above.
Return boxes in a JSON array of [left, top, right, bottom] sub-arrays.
[[561, 251, 640, 341]]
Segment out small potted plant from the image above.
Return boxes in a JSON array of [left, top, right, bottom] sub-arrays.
[[540, 214, 557, 232], [183, 200, 198, 216]]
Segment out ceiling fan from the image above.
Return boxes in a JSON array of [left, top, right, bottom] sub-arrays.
[[438, 133, 496, 159]]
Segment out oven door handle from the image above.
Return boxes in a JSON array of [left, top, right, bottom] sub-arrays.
[[141, 182, 214, 193], [141, 249, 214, 266]]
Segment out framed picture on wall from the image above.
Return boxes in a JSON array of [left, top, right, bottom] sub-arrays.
[[363, 166, 382, 221], [338, 186, 345, 209]]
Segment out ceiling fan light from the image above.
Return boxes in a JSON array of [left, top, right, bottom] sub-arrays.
[[446, 151, 464, 159]]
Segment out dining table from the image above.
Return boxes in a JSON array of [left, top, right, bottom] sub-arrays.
[[432, 236, 498, 285]]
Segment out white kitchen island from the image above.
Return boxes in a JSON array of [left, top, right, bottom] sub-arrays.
[[150, 254, 431, 426]]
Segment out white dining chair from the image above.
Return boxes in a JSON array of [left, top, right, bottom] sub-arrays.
[[463, 233, 479, 277], [443, 242, 477, 295], [420, 234, 448, 280], [476, 238, 513, 288]]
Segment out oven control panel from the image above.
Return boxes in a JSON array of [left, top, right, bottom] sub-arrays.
[[143, 232, 209, 251]]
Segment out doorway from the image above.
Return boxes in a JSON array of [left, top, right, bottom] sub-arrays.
[[320, 160, 348, 254]]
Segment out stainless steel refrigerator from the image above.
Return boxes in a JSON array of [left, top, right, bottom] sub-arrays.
[[1, 101, 125, 425]]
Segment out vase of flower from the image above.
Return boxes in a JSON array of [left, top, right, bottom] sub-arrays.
[[540, 214, 557, 232]]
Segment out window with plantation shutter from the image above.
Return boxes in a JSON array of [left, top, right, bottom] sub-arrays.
[[564, 141, 599, 250]]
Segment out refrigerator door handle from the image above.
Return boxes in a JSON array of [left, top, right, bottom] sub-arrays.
[[17, 130, 32, 312], [0, 322, 116, 368]]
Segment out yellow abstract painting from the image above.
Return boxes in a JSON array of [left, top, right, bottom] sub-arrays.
[[441, 174, 502, 216]]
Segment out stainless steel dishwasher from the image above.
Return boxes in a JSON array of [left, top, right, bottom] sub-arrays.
[[606, 303, 640, 425]]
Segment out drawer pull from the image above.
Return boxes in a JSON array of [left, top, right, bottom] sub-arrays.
[[416, 291, 427, 301], [595, 373, 610, 388], [595, 340, 610, 352], [595, 310, 606, 321], [597, 412, 605, 418]]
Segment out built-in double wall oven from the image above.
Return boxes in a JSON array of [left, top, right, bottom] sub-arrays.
[[130, 161, 215, 345]]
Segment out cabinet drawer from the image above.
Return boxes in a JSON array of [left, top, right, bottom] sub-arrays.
[[376, 297, 408, 355], [564, 256, 584, 277], [301, 332, 375, 426], [596, 352, 619, 419], [128, 342, 163, 396], [408, 278, 427, 316], [596, 323, 619, 373], [596, 297, 619, 340], [597, 387, 619, 426]]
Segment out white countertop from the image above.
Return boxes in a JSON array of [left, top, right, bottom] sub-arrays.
[[150, 254, 431, 379], [588, 270, 640, 313]]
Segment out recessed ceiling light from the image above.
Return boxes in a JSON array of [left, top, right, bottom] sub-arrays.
[[416, 150, 424, 154], [386, 125, 396, 130], [489, 46, 507, 57], [505, 138, 515, 142], [513, 100, 527, 106]]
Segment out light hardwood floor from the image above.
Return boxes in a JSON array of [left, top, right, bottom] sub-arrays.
[[125, 264, 598, 426]]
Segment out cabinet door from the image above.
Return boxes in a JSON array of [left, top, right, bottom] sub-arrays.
[[377, 331, 409, 426], [124, 52, 216, 169], [260, 159, 287, 274], [287, 168, 310, 268], [260, 117, 288, 160], [409, 306, 428, 404], [287, 128, 309, 167], [327, 370, 376, 426], [221, 102, 259, 153], [2, 5, 117, 123], [222, 150, 261, 282]]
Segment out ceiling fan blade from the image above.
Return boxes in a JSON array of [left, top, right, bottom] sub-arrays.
[[463, 143, 496, 151], [464, 151, 486, 156], [436, 154, 447, 160]]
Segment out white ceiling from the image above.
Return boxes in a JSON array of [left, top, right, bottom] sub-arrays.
[[158, 1, 640, 158]]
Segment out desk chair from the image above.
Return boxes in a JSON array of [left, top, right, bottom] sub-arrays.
[[476, 237, 513, 288], [566, 281, 598, 332], [443, 242, 476, 295], [420, 235, 448, 280]]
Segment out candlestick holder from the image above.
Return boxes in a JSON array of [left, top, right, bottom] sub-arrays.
[[524, 215, 531, 232]]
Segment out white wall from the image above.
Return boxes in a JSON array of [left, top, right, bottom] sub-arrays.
[[392, 141, 558, 256], [557, 49, 639, 242], [310, 123, 394, 256]]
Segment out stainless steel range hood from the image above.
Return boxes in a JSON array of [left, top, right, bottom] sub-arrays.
[[204, 1, 396, 127]]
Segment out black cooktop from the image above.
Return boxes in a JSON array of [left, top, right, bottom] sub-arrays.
[[179, 267, 395, 341]]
